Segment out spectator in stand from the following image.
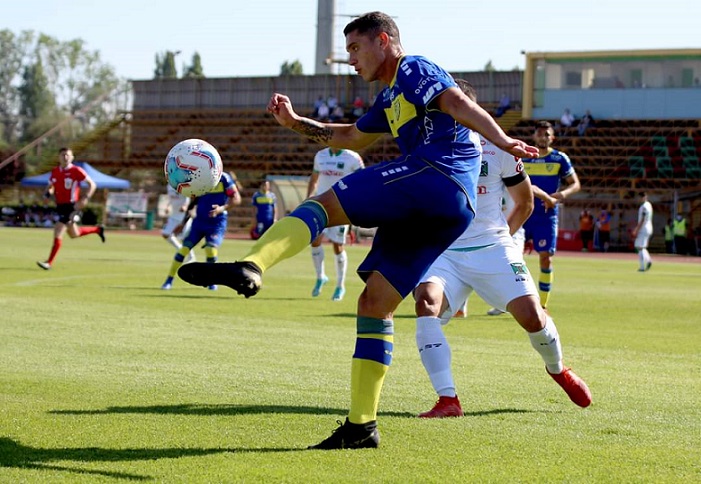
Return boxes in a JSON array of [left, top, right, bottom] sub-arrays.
[[560, 108, 575, 129], [494, 92, 511, 117], [663, 218, 674, 254], [351, 96, 365, 119], [36, 147, 105, 270], [326, 95, 338, 111], [316, 100, 330, 121], [578, 209, 594, 251], [330, 104, 345, 122], [596, 209, 611, 252], [313, 95, 325, 117], [578, 110, 595, 136]]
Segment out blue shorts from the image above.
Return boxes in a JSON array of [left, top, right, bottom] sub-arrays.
[[184, 218, 227, 248], [523, 215, 558, 254], [332, 156, 475, 298]]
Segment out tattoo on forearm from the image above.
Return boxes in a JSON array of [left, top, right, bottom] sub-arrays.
[[294, 119, 333, 144]]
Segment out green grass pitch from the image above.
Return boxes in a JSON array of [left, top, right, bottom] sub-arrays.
[[1, 226, 700, 482]]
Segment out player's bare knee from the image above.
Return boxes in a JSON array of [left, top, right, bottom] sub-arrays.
[[508, 296, 545, 332]]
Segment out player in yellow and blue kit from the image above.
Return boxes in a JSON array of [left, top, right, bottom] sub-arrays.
[[250, 180, 277, 240], [178, 11, 538, 449], [161, 171, 240, 290], [522, 121, 581, 309]]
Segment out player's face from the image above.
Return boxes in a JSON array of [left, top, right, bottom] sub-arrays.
[[58, 150, 74, 166], [533, 128, 554, 149], [346, 31, 383, 82]]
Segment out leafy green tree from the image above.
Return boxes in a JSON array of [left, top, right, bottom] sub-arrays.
[[484, 60, 496, 72], [17, 57, 58, 150], [154, 51, 179, 79], [0, 29, 33, 144], [280, 60, 303, 76], [183, 52, 204, 78]]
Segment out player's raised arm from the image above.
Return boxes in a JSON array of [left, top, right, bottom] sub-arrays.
[[436, 87, 538, 159], [267, 92, 381, 151]]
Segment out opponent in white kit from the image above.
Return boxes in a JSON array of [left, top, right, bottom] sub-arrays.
[[162, 184, 194, 263], [306, 147, 365, 301], [413, 80, 591, 418]]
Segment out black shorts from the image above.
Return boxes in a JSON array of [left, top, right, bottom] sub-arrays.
[[56, 203, 78, 224]]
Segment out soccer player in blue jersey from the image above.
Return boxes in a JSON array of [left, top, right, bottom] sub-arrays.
[[178, 11, 538, 449], [521, 121, 581, 309], [250, 180, 277, 240], [161, 171, 240, 290]]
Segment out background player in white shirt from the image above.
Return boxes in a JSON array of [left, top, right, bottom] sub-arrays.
[[413, 80, 591, 418], [306, 147, 365, 301], [162, 184, 194, 263], [632, 191, 653, 272]]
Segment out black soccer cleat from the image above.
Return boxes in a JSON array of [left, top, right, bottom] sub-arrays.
[[178, 261, 262, 298], [308, 419, 380, 450], [98, 225, 106, 243]]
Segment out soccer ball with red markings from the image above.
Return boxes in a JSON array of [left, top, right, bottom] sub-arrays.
[[164, 139, 223, 197]]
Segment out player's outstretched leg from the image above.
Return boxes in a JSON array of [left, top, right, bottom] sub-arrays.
[[308, 418, 379, 450], [178, 261, 262, 298]]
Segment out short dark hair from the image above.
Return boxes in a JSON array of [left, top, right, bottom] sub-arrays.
[[454, 79, 477, 102], [535, 120, 553, 130], [343, 11, 400, 41], [638, 191, 647, 198], [58, 147, 70, 153]]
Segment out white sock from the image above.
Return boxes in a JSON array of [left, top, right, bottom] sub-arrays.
[[642, 248, 650, 268], [311, 246, 325, 279], [416, 316, 456, 397], [335, 250, 347, 288], [528, 316, 564, 374], [166, 234, 182, 250]]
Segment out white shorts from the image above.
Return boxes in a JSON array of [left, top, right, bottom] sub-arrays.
[[420, 239, 538, 318], [635, 228, 651, 249], [323, 225, 349, 245], [162, 216, 191, 238], [512, 227, 526, 253]]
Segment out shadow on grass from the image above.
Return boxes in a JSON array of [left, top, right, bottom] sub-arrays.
[[50, 403, 416, 418], [0, 437, 302, 481]]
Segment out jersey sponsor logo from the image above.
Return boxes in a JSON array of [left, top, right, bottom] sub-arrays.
[[321, 170, 346, 177], [423, 115, 434, 144], [510, 262, 529, 275], [479, 160, 488, 176], [414, 77, 429, 94], [421, 82, 444, 105], [477, 185, 488, 194], [400, 61, 412, 76]]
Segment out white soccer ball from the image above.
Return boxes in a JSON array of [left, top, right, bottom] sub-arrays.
[[164, 139, 223, 197]]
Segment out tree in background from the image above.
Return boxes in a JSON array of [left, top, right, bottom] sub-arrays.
[[154, 50, 179, 79], [0, 30, 32, 146], [17, 57, 57, 144], [183, 52, 204, 79], [0, 28, 124, 172], [280, 60, 303, 76]]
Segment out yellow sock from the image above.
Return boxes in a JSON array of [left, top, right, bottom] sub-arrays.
[[538, 268, 553, 308], [348, 317, 394, 424], [205, 245, 218, 262], [243, 216, 312, 272], [168, 247, 190, 277]]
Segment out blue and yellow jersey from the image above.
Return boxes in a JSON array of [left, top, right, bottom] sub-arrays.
[[522, 148, 575, 217], [252, 190, 276, 224], [193, 172, 236, 221], [356, 55, 481, 206]]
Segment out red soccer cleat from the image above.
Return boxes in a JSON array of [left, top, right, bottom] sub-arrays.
[[418, 395, 464, 418], [547, 367, 592, 408]]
